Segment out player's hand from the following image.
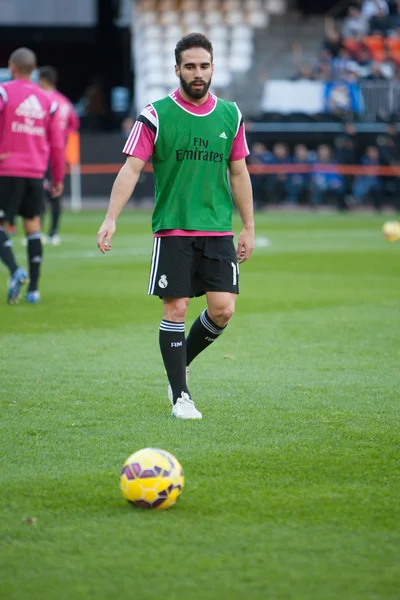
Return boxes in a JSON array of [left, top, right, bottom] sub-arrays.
[[51, 182, 63, 198], [236, 226, 254, 264], [0, 153, 10, 162], [97, 218, 116, 254]]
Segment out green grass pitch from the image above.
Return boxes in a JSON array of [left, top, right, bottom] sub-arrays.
[[1, 210, 399, 600]]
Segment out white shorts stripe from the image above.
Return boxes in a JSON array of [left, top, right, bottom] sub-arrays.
[[148, 237, 161, 295]]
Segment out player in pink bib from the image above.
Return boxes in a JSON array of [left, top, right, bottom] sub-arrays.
[[38, 66, 80, 245], [0, 48, 65, 304]]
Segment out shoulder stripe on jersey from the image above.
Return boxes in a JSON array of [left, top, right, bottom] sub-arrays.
[[137, 114, 157, 135], [123, 121, 143, 155], [50, 100, 58, 115], [141, 105, 158, 127], [0, 86, 8, 103], [233, 103, 242, 137]]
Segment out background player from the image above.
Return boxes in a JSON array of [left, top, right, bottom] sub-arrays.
[[0, 47, 65, 304], [97, 33, 254, 420], [38, 66, 80, 245]]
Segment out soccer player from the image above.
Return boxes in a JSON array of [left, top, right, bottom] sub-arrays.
[[97, 33, 254, 419], [0, 47, 65, 304], [38, 66, 80, 245]]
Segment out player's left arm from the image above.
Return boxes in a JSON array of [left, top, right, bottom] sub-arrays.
[[0, 86, 10, 161], [229, 157, 255, 264]]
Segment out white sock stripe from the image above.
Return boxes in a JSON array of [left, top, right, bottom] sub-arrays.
[[4, 240, 12, 248], [160, 326, 185, 333], [200, 310, 222, 335], [160, 321, 185, 332], [27, 232, 41, 241], [160, 320, 185, 327], [148, 238, 160, 294]]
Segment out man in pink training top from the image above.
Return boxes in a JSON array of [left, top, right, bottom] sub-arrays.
[[38, 66, 80, 246], [0, 47, 65, 304]]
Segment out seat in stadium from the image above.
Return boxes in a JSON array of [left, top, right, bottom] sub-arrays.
[[181, 10, 202, 26], [223, 0, 241, 9], [231, 24, 253, 41], [212, 68, 232, 88], [143, 25, 163, 40], [386, 37, 400, 64], [208, 25, 229, 41], [265, 0, 287, 14], [363, 36, 385, 62], [246, 10, 270, 28], [181, 0, 200, 8], [230, 53, 253, 72], [164, 24, 184, 40], [160, 10, 179, 25], [226, 11, 244, 26], [203, 10, 224, 26]]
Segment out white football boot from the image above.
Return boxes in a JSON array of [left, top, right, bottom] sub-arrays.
[[167, 367, 189, 406], [172, 392, 202, 420]]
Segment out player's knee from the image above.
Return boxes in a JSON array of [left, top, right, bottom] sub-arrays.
[[209, 303, 235, 327], [163, 298, 189, 322]]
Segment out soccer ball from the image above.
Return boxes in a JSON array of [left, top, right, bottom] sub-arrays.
[[382, 220, 400, 242], [120, 448, 184, 510]]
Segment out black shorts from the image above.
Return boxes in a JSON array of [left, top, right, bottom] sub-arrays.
[[0, 176, 44, 221], [148, 235, 239, 298]]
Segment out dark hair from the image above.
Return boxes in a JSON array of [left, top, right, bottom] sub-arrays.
[[175, 33, 213, 66], [38, 66, 58, 87]]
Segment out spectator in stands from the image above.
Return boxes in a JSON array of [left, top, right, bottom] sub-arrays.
[[314, 49, 334, 80], [286, 144, 311, 205], [323, 18, 344, 58], [291, 43, 316, 81], [377, 121, 400, 161], [291, 64, 315, 81], [247, 142, 271, 208], [332, 48, 360, 79], [355, 44, 373, 77], [310, 145, 346, 209], [336, 121, 360, 159], [352, 145, 383, 210], [379, 47, 396, 77], [361, 0, 389, 22], [335, 122, 359, 199], [387, 0, 400, 27], [376, 122, 400, 208], [265, 143, 290, 205], [366, 60, 390, 78], [370, 6, 392, 34], [342, 4, 369, 38]]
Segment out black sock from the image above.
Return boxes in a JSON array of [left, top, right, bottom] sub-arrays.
[[0, 227, 18, 275], [159, 320, 189, 404], [27, 233, 42, 292], [186, 309, 226, 366], [49, 197, 61, 237]]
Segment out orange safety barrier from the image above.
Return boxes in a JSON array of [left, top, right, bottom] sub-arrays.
[[65, 163, 400, 176], [65, 131, 81, 166]]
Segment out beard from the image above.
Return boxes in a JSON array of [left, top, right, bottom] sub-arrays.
[[180, 75, 211, 100]]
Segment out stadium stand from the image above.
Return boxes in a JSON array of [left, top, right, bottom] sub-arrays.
[[132, 0, 287, 113]]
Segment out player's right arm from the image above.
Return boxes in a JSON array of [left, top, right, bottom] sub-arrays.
[[97, 105, 156, 254], [47, 102, 66, 197], [97, 156, 145, 254]]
